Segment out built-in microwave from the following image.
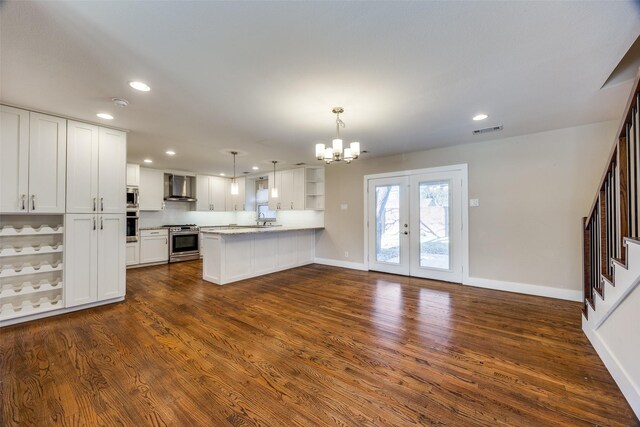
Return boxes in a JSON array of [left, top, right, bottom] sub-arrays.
[[126, 186, 139, 209]]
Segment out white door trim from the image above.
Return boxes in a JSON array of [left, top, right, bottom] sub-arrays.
[[363, 164, 469, 284]]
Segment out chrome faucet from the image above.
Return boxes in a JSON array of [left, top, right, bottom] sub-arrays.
[[258, 212, 267, 226]]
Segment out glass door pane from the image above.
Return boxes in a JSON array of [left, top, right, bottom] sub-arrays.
[[419, 180, 450, 270], [375, 185, 400, 264]]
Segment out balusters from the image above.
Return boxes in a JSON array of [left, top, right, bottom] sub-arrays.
[[583, 86, 640, 314]]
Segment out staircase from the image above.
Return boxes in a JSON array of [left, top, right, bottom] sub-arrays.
[[582, 69, 640, 419]]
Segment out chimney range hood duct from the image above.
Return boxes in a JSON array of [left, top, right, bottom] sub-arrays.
[[164, 174, 197, 202]]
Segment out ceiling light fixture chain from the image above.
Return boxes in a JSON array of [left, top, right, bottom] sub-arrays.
[[316, 107, 360, 164]]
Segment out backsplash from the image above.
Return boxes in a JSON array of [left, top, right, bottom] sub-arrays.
[[139, 201, 324, 228]]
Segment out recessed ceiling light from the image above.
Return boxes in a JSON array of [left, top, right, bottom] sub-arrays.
[[473, 114, 489, 121], [220, 173, 226, 176], [144, 159, 153, 163], [166, 150, 176, 156], [96, 113, 114, 120], [129, 81, 151, 92], [252, 166, 259, 170]]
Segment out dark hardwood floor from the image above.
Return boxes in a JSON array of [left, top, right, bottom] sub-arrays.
[[1, 261, 637, 426]]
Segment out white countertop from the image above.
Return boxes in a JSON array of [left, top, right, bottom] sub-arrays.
[[201, 226, 323, 235]]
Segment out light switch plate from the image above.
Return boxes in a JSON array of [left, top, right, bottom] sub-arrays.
[[469, 199, 480, 207], [340, 203, 348, 210]]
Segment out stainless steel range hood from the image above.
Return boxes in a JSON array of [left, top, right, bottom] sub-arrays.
[[164, 174, 197, 201]]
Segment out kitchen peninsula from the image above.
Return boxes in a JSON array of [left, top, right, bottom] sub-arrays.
[[201, 226, 321, 285]]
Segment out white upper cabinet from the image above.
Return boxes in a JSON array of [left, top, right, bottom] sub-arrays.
[[225, 177, 246, 211], [126, 163, 140, 187], [196, 175, 226, 211], [290, 168, 305, 210], [66, 124, 126, 214], [29, 113, 67, 213], [0, 107, 66, 214], [66, 121, 99, 213], [195, 174, 211, 211], [0, 106, 29, 213], [139, 167, 164, 211], [268, 168, 305, 211], [98, 128, 127, 214], [209, 176, 226, 211]]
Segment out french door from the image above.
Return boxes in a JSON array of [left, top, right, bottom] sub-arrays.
[[367, 168, 464, 283]]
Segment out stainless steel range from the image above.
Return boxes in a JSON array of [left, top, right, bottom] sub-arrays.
[[166, 224, 200, 263]]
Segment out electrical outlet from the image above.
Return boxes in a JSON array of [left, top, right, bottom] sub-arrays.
[[469, 199, 480, 207], [344, 251, 349, 258]]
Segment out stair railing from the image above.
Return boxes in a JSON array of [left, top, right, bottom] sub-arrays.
[[583, 70, 640, 316]]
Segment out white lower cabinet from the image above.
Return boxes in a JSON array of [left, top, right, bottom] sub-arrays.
[[65, 214, 125, 307], [140, 229, 169, 264], [202, 230, 315, 285], [126, 241, 140, 266]]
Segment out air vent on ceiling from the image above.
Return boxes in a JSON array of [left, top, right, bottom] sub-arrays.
[[472, 125, 503, 135]]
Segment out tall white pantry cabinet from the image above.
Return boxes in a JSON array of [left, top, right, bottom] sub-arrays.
[[0, 105, 126, 325]]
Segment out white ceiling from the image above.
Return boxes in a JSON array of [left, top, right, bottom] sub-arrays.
[[1, 2, 639, 175]]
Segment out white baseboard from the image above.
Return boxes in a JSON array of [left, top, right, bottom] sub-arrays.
[[464, 276, 582, 302], [312, 261, 581, 301], [314, 257, 367, 271], [583, 324, 640, 419]]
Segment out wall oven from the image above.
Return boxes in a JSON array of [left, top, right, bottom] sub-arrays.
[[126, 211, 139, 242], [126, 186, 139, 209], [167, 225, 200, 263]]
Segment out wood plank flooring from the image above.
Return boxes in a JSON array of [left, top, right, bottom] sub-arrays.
[[1, 261, 638, 426]]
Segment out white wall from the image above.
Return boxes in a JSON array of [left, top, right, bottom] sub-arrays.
[[316, 120, 618, 298]]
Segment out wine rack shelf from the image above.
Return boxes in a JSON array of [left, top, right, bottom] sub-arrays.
[[0, 215, 64, 324]]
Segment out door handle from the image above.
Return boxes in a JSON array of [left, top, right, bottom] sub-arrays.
[[93, 217, 96, 230], [93, 197, 97, 212], [100, 217, 104, 230], [165, 237, 168, 244], [31, 195, 35, 211], [290, 201, 293, 209], [100, 197, 104, 212], [21, 194, 26, 210]]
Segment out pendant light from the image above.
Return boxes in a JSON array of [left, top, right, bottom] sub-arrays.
[[315, 107, 361, 164], [230, 151, 239, 195], [271, 161, 278, 198]]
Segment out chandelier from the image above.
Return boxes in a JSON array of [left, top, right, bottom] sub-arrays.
[[315, 107, 361, 164]]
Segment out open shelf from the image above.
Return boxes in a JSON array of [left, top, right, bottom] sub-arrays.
[[304, 167, 325, 210], [0, 225, 63, 236], [0, 280, 63, 298], [0, 244, 63, 258], [0, 261, 63, 278], [0, 294, 64, 321]]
